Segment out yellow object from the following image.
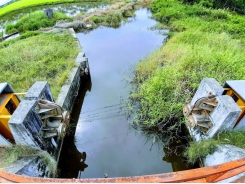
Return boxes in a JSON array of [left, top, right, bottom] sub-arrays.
[[223, 80, 245, 127], [0, 93, 20, 140]]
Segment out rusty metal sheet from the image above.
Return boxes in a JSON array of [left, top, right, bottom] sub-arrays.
[[1, 157, 245, 183]]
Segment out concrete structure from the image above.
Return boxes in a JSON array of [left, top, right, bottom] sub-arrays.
[[189, 78, 224, 107], [24, 82, 54, 102], [185, 78, 242, 141], [3, 28, 90, 177], [3, 155, 53, 178], [9, 99, 53, 150]]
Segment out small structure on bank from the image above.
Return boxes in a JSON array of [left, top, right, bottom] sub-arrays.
[[183, 78, 245, 182], [0, 28, 90, 177], [183, 78, 245, 141]]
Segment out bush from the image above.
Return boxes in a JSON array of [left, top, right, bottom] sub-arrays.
[[89, 12, 124, 28], [179, 0, 245, 13], [184, 139, 219, 164], [5, 23, 18, 34], [184, 130, 245, 164]]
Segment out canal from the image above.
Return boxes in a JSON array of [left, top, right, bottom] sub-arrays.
[[0, 1, 196, 178], [58, 8, 194, 179]]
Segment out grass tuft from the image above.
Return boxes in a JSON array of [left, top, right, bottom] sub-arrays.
[[89, 12, 124, 28], [184, 130, 245, 164], [184, 139, 219, 164]]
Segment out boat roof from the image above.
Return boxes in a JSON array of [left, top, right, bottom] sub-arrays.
[[224, 80, 245, 100], [0, 82, 15, 94]]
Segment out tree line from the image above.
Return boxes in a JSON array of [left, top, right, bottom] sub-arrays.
[[180, 0, 245, 14]]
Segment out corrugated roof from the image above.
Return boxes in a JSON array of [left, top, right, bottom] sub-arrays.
[[224, 80, 245, 100]]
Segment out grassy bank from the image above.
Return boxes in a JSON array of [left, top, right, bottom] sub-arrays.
[[129, 0, 245, 130], [0, 30, 79, 99], [128, 0, 245, 163]]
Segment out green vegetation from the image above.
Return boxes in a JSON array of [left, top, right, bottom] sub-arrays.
[[0, 0, 110, 18], [128, 0, 245, 162], [89, 12, 125, 28], [180, 0, 245, 14], [184, 139, 219, 164], [129, 0, 245, 131], [184, 130, 245, 164], [0, 31, 79, 99], [5, 10, 71, 34], [0, 145, 57, 176]]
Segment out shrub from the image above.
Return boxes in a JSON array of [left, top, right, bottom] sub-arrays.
[[184, 130, 245, 164], [184, 139, 219, 164], [5, 23, 18, 34], [179, 0, 245, 13], [89, 12, 124, 28]]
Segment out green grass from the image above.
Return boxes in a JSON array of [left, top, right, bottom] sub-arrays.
[[89, 12, 125, 28], [129, 0, 245, 129], [184, 139, 219, 164], [0, 145, 57, 176], [184, 130, 245, 164], [0, 31, 79, 99], [5, 10, 71, 34]]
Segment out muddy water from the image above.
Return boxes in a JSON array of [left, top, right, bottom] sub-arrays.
[[58, 8, 193, 179]]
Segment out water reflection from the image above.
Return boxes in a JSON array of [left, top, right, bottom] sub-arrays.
[[58, 7, 197, 179], [59, 8, 172, 179]]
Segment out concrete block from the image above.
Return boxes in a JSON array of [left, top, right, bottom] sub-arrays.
[[56, 66, 81, 112], [190, 78, 224, 106], [188, 95, 241, 141], [24, 81, 54, 102], [75, 52, 87, 64], [210, 95, 241, 131], [204, 144, 245, 183], [8, 100, 54, 151], [4, 155, 51, 177]]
